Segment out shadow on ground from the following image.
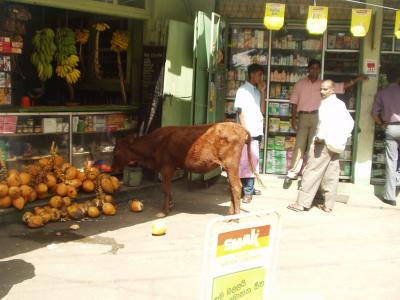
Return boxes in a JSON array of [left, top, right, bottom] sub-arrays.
[[0, 259, 35, 299], [0, 177, 231, 260]]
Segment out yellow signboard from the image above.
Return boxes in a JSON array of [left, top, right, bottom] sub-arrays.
[[264, 3, 285, 31], [395, 11, 400, 39], [202, 211, 280, 300], [212, 267, 266, 300], [307, 6, 328, 35], [351, 9, 372, 37]]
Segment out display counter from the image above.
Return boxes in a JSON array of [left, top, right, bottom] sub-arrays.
[[0, 105, 138, 171]]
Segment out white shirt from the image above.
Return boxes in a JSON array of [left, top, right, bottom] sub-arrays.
[[317, 94, 354, 153], [234, 81, 264, 137]]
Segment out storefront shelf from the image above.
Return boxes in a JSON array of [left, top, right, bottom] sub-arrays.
[[325, 49, 360, 53], [267, 132, 296, 136], [0, 132, 69, 137], [270, 81, 296, 84], [270, 64, 308, 68], [268, 115, 291, 118], [324, 71, 358, 76], [73, 128, 135, 135], [269, 99, 290, 103], [271, 48, 322, 52]]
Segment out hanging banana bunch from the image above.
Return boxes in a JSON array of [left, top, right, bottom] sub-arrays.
[[75, 29, 89, 77], [111, 31, 130, 104], [54, 28, 81, 85], [92, 22, 110, 79], [31, 28, 56, 81]]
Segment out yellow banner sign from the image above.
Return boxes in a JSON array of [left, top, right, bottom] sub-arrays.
[[264, 3, 285, 30], [307, 6, 328, 35], [351, 9, 372, 37], [395, 11, 400, 39]]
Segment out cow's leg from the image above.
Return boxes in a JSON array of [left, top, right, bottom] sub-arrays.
[[225, 166, 242, 215], [156, 166, 175, 218]]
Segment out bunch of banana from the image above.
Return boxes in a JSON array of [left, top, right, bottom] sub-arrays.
[[75, 29, 90, 45], [31, 28, 56, 81], [93, 23, 110, 32], [55, 28, 80, 85], [111, 31, 129, 52], [54, 28, 77, 63], [92, 22, 110, 79]]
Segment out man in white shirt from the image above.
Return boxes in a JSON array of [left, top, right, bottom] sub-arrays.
[[234, 64, 266, 203], [287, 80, 354, 212]]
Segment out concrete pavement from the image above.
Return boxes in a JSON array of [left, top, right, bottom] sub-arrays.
[[0, 175, 399, 300]]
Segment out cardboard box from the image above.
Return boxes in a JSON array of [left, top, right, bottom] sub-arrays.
[[42, 118, 57, 133]]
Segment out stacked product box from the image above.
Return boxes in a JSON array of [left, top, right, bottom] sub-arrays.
[[0, 116, 17, 133]]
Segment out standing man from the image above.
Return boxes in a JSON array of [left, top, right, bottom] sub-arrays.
[[287, 80, 354, 212], [371, 67, 400, 206], [235, 64, 266, 204], [286, 59, 366, 181]]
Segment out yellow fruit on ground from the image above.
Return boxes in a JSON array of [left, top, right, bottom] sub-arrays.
[[152, 220, 167, 236], [29, 191, 38, 202], [87, 206, 101, 218], [130, 200, 143, 212], [0, 195, 12, 208], [76, 171, 86, 181], [49, 195, 62, 208], [36, 183, 48, 194], [56, 183, 68, 196], [37, 192, 49, 200], [82, 180, 95, 193], [22, 211, 34, 223], [104, 195, 114, 204], [45, 174, 57, 188], [55, 155, 64, 167], [39, 212, 52, 224], [86, 167, 99, 180], [69, 178, 82, 189], [61, 163, 72, 172], [7, 173, 20, 187], [20, 185, 33, 199], [12, 196, 26, 210], [102, 203, 116, 216], [38, 157, 51, 167], [0, 184, 9, 197], [91, 198, 103, 210], [101, 177, 114, 194], [67, 204, 86, 220], [62, 196, 72, 207], [65, 167, 78, 180], [27, 215, 44, 228], [66, 185, 78, 198], [50, 208, 61, 222], [110, 176, 121, 191], [34, 207, 45, 215], [19, 172, 31, 185], [9, 186, 21, 199]]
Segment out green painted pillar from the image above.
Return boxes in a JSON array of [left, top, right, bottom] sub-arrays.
[[354, 0, 383, 185]]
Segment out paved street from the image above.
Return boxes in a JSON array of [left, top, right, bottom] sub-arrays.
[[1, 176, 400, 300]]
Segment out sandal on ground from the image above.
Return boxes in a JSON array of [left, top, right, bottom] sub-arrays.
[[287, 203, 307, 212], [317, 204, 332, 213]]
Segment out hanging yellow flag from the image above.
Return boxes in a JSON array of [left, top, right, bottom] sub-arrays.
[[264, 3, 285, 30], [351, 9, 372, 37], [395, 11, 400, 39], [307, 6, 329, 35]]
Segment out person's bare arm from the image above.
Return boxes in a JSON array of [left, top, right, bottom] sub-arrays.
[[344, 74, 368, 90], [237, 108, 246, 128], [259, 81, 267, 114], [371, 112, 387, 129]]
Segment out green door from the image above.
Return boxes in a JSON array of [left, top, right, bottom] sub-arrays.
[[161, 20, 194, 127]]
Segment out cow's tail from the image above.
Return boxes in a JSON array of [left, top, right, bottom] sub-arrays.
[[246, 133, 266, 188]]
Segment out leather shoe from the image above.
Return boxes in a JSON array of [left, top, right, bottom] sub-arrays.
[[242, 195, 252, 204], [382, 199, 397, 206], [253, 189, 262, 196]]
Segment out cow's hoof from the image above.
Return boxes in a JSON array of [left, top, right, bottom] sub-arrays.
[[156, 211, 168, 218]]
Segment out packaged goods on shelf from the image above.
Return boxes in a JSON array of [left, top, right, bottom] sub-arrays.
[[270, 70, 305, 82], [327, 34, 359, 50], [285, 137, 296, 150], [340, 161, 352, 176], [268, 102, 280, 116], [274, 136, 286, 150], [280, 103, 290, 116], [42, 118, 57, 133], [0, 116, 17, 133], [0, 55, 11, 71], [279, 121, 290, 133], [269, 118, 280, 132], [225, 101, 236, 114]]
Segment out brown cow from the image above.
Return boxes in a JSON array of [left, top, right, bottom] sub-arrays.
[[112, 122, 257, 217]]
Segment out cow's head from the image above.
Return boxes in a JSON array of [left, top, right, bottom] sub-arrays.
[[112, 133, 140, 173]]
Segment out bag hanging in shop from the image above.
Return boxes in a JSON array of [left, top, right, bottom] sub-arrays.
[[351, 8, 372, 37], [395, 11, 400, 39], [306, 6, 328, 35], [264, 3, 285, 31]]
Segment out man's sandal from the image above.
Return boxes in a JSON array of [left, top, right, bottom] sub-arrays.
[[317, 204, 332, 213], [287, 203, 307, 212]]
